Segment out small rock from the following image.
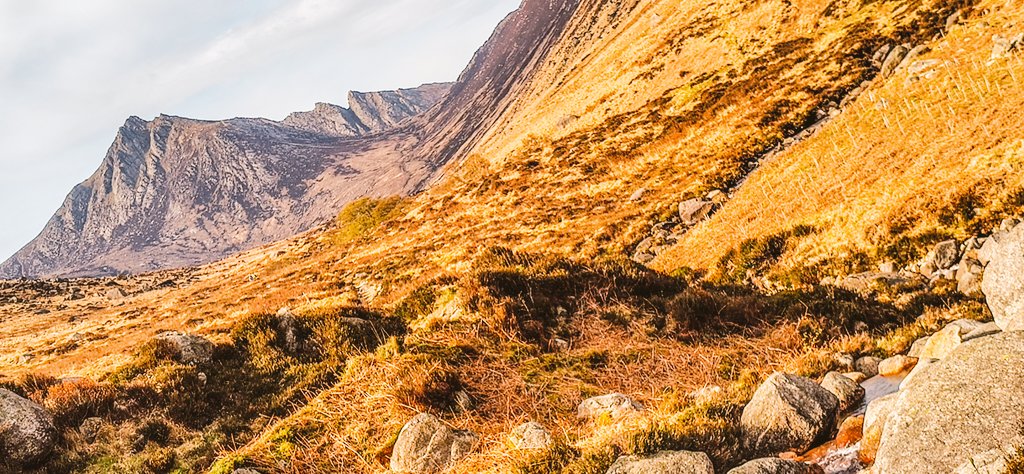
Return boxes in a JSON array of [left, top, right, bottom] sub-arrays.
[[991, 33, 1024, 61], [726, 458, 823, 474], [678, 199, 716, 226], [740, 373, 839, 454], [820, 372, 864, 413], [833, 353, 854, 371], [578, 393, 644, 420], [153, 331, 214, 365], [509, 422, 552, 450], [834, 415, 864, 448], [840, 372, 867, 384], [853, 356, 881, 378], [453, 390, 473, 413], [880, 44, 911, 77], [606, 450, 714, 474], [877, 355, 917, 376], [390, 413, 477, 474], [232, 469, 261, 474], [933, 240, 960, 269], [690, 385, 723, 403], [877, 262, 897, 273], [629, 188, 647, 202], [0, 389, 58, 466], [918, 323, 968, 359]]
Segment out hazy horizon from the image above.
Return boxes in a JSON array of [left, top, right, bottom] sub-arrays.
[[0, 0, 519, 264]]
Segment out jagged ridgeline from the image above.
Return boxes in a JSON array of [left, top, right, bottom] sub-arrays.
[[7, 0, 1024, 473]]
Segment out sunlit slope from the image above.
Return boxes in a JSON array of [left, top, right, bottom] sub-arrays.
[[654, 0, 1024, 280]]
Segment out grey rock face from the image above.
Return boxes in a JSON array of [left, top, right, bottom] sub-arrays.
[[740, 373, 839, 454], [153, 331, 214, 365], [282, 83, 452, 136], [0, 389, 58, 466], [509, 422, 552, 450], [605, 450, 714, 474], [726, 458, 823, 474], [981, 223, 1024, 331], [873, 332, 1024, 473], [820, 372, 864, 413], [390, 413, 478, 474]]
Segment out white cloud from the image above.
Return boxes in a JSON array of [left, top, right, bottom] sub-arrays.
[[0, 0, 520, 261]]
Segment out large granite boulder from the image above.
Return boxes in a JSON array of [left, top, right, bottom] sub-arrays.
[[390, 413, 477, 473], [740, 373, 839, 454], [726, 458, 823, 473], [0, 389, 59, 466], [819, 372, 864, 413], [605, 450, 713, 474], [980, 223, 1024, 331], [873, 332, 1024, 473]]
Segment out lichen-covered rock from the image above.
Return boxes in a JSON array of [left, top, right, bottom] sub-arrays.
[[981, 223, 1024, 331], [726, 458, 823, 474], [740, 373, 839, 454], [0, 388, 58, 466], [577, 393, 644, 420], [874, 332, 1024, 473], [606, 450, 714, 474], [509, 422, 552, 450], [153, 331, 214, 365], [390, 413, 477, 474]]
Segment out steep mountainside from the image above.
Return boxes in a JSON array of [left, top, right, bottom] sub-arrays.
[[1, 0, 580, 279]]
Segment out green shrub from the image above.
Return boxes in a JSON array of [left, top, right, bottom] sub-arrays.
[[331, 197, 406, 245]]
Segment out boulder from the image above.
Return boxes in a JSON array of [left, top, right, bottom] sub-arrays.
[[854, 356, 881, 378], [841, 372, 867, 384], [956, 256, 985, 296], [874, 332, 1024, 473], [991, 33, 1024, 61], [820, 372, 864, 413], [963, 322, 1001, 342], [898, 357, 937, 390], [933, 240, 961, 270], [880, 44, 910, 77], [606, 450, 713, 474], [678, 199, 716, 226], [0, 389, 58, 466], [877, 355, 917, 376], [509, 422, 552, 450], [837, 272, 926, 295], [390, 413, 478, 474], [577, 393, 644, 420], [953, 435, 1024, 474], [740, 373, 839, 454], [153, 331, 214, 365], [726, 458, 823, 474], [859, 393, 898, 465], [981, 223, 1024, 331], [918, 322, 977, 360], [834, 415, 864, 448], [906, 337, 929, 358]]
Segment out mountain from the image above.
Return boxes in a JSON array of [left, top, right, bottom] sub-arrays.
[[1, 0, 581, 279]]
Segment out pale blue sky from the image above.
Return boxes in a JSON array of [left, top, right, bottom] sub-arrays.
[[0, 0, 519, 262]]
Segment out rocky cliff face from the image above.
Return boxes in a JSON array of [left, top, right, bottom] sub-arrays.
[[1, 0, 581, 278]]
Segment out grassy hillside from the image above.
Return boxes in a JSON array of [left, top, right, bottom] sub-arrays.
[[6, 0, 1024, 472]]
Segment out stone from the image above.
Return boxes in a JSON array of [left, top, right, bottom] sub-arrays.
[[0, 388, 58, 466], [918, 322, 973, 360], [874, 332, 1024, 473], [877, 262, 896, 273], [153, 331, 214, 365], [820, 372, 864, 413], [859, 393, 898, 465], [833, 353, 854, 371], [854, 356, 881, 378], [962, 322, 1001, 342], [726, 458, 823, 474], [933, 240, 961, 269], [678, 199, 716, 226], [981, 223, 1024, 331], [945, 10, 962, 33], [991, 33, 1024, 61], [880, 44, 910, 77], [877, 355, 917, 376], [837, 272, 926, 295], [577, 393, 644, 420], [834, 415, 864, 448], [79, 417, 104, 443], [898, 357, 937, 390], [606, 450, 714, 474], [956, 256, 985, 296], [509, 422, 552, 450], [841, 372, 867, 384], [232, 469, 261, 474], [390, 413, 478, 474], [740, 373, 839, 454], [906, 337, 929, 358], [690, 385, 724, 403], [628, 188, 647, 202]]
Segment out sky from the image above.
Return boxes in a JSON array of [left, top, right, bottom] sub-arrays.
[[0, 0, 520, 262]]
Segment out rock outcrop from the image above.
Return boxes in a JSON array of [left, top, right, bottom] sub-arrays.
[[873, 332, 1024, 473], [390, 413, 477, 474], [282, 83, 451, 136], [740, 373, 839, 454], [0, 389, 58, 466], [605, 450, 714, 474]]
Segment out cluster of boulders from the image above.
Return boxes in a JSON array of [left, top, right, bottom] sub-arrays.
[[632, 191, 729, 264], [830, 218, 1024, 299]]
